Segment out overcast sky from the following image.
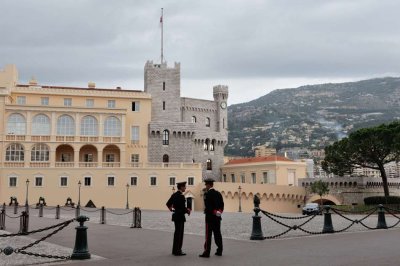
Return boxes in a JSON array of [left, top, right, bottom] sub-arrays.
[[1, 0, 400, 104]]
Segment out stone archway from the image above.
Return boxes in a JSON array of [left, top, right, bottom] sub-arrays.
[[307, 194, 341, 205]]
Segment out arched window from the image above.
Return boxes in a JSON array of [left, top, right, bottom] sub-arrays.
[[104, 116, 121, 136], [57, 115, 75, 135], [163, 130, 169, 145], [206, 117, 210, 127], [163, 154, 169, 163], [31, 144, 49, 161], [5, 143, 24, 161], [7, 113, 26, 135], [32, 114, 51, 135], [191, 116, 196, 123], [210, 139, 215, 151], [80, 116, 98, 136], [204, 139, 210, 151], [206, 159, 212, 170]]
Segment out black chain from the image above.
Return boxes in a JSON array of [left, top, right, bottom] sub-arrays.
[[18, 250, 70, 260], [5, 213, 22, 219], [383, 206, 400, 213], [60, 207, 75, 211], [80, 208, 101, 213], [331, 206, 378, 214], [265, 228, 293, 239], [106, 209, 133, 215], [43, 206, 57, 210], [0, 219, 74, 238], [333, 221, 356, 233], [261, 209, 314, 220]]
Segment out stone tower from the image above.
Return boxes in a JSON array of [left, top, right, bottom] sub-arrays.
[[145, 60, 228, 181]]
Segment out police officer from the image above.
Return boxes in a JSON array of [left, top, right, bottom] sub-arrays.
[[199, 178, 224, 258], [166, 181, 191, 256]]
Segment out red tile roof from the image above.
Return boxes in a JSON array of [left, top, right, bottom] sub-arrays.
[[225, 155, 293, 165], [17, 84, 143, 93]]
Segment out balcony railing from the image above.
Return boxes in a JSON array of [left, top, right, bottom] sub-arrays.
[[6, 135, 26, 141], [31, 136, 51, 142], [2, 161, 202, 169]]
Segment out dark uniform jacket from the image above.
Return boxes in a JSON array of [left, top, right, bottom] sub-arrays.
[[203, 188, 224, 222], [166, 191, 189, 222]]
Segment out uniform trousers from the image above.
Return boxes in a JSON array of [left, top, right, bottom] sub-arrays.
[[203, 217, 223, 255], [172, 221, 185, 254]]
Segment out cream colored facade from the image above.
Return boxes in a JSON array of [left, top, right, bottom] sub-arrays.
[[220, 156, 307, 212], [0, 65, 203, 210]]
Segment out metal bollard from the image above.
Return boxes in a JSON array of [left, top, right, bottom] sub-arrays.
[[14, 203, 18, 214], [322, 205, 334, 233], [25, 203, 29, 214], [250, 195, 265, 240], [376, 204, 387, 229], [19, 211, 29, 234], [134, 207, 142, 228], [39, 204, 43, 218], [0, 209, 5, 230], [130, 208, 135, 228], [2, 203, 5, 211], [55, 205, 60, 219], [75, 205, 80, 219], [100, 206, 106, 224], [71, 216, 91, 260]]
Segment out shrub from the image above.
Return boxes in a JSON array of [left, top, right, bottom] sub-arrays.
[[364, 196, 400, 205]]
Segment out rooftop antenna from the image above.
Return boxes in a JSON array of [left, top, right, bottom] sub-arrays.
[[160, 8, 164, 64]]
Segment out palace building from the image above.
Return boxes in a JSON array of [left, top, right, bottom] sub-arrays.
[[0, 62, 227, 210]]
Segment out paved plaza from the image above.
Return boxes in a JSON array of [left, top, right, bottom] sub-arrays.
[[1, 206, 400, 265]]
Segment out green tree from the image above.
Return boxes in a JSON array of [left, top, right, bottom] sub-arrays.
[[310, 180, 329, 206], [322, 121, 400, 197]]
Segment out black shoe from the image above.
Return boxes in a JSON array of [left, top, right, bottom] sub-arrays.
[[199, 253, 210, 258], [173, 252, 186, 256], [215, 252, 222, 256]]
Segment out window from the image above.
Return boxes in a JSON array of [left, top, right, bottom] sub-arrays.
[[104, 116, 121, 136], [163, 130, 169, 145], [288, 170, 296, 186], [6, 143, 24, 161], [132, 101, 140, 111], [35, 177, 43, 187], [84, 177, 91, 186], [206, 117, 210, 127], [81, 116, 98, 136], [108, 176, 115, 186], [108, 100, 116, 108], [131, 126, 139, 144], [206, 159, 212, 170], [163, 101, 166, 110], [210, 139, 215, 151], [188, 177, 194, 186], [204, 139, 210, 151], [84, 154, 93, 162], [223, 118, 225, 129], [9, 177, 17, 187], [163, 82, 166, 91], [251, 173, 256, 184], [17, 96, 26, 105], [169, 177, 176, 186], [86, 99, 94, 107], [163, 154, 169, 163], [231, 174, 236, 183], [240, 174, 245, 183], [263, 172, 268, 184], [60, 177, 68, 187], [57, 115, 75, 135], [31, 144, 49, 161], [130, 176, 138, 186], [131, 154, 139, 167], [64, 98, 72, 107], [105, 154, 115, 162], [191, 116, 196, 123], [223, 174, 227, 182], [150, 176, 157, 186], [7, 113, 26, 134], [41, 97, 49, 106], [32, 114, 51, 135]]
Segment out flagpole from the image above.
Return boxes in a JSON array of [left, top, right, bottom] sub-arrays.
[[161, 8, 164, 64]]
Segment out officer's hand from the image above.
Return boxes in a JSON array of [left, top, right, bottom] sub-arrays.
[[216, 211, 222, 217], [187, 208, 191, 216]]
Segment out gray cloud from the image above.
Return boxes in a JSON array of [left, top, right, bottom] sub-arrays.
[[1, 0, 400, 103]]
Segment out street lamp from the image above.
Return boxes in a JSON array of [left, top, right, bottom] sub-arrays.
[[78, 180, 82, 207], [126, 183, 130, 209], [25, 179, 30, 212], [172, 186, 175, 194], [238, 185, 242, 212]]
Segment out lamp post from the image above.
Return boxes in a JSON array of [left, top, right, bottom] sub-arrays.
[[78, 180, 82, 207], [25, 179, 30, 212], [172, 186, 175, 194], [238, 185, 242, 212], [126, 183, 130, 209]]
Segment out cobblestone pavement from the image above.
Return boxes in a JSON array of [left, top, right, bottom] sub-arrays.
[[5, 205, 398, 241]]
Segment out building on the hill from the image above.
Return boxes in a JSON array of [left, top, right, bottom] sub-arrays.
[[253, 145, 276, 157]]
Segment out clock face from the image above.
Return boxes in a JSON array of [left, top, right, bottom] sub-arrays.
[[220, 101, 227, 109]]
